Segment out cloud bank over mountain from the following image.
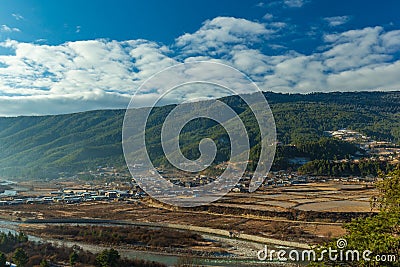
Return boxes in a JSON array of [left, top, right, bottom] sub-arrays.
[[0, 16, 399, 116]]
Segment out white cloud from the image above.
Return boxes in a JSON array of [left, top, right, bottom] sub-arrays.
[[269, 22, 287, 29], [322, 27, 391, 72], [175, 17, 273, 56], [229, 26, 400, 92], [230, 48, 271, 76], [324, 16, 350, 27], [381, 30, 400, 52], [262, 13, 273, 20], [35, 39, 47, 43], [326, 60, 400, 90], [283, 0, 306, 8], [12, 13, 24, 20], [254, 26, 400, 92], [1, 24, 21, 33], [0, 37, 181, 115], [0, 17, 400, 116]]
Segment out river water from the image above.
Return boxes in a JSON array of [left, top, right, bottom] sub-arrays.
[[0, 189, 17, 196], [0, 180, 18, 196]]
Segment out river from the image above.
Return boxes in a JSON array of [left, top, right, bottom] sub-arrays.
[[0, 180, 18, 196]]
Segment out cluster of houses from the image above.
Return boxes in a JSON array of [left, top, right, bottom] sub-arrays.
[[325, 129, 400, 164], [257, 170, 374, 189], [0, 188, 147, 206], [325, 129, 369, 142], [231, 172, 315, 192], [167, 175, 217, 188]]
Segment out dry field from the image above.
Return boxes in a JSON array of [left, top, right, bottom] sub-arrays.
[[217, 183, 375, 213]]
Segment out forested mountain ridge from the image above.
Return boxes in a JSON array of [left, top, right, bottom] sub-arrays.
[[0, 91, 399, 179]]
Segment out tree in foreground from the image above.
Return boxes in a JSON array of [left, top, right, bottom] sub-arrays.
[[311, 168, 400, 266], [12, 248, 28, 267], [95, 248, 120, 267], [39, 259, 50, 267], [0, 252, 7, 267], [70, 251, 78, 266]]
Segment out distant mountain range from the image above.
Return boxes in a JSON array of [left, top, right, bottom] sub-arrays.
[[0, 91, 399, 179]]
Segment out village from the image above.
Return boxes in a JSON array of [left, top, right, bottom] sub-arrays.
[[325, 129, 400, 164]]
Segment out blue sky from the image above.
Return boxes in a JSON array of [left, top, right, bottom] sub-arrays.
[[0, 0, 399, 115]]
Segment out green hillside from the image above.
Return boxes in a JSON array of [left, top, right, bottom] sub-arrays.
[[0, 91, 399, 179]]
